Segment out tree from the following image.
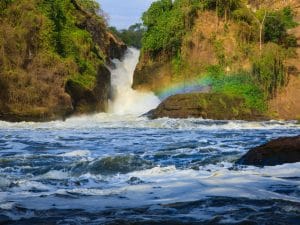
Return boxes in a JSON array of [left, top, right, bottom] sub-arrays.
[[142, 0, 172, 28], [254, 9, 267, 52], [110, 23, 145, 49], [76, 0, 100, 14], [0, 0, 13, 13]]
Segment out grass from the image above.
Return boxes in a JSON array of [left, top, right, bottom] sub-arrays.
[[202, 67, 267, 113]]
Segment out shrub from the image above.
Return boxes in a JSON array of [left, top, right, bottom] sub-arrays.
[[264, 7, 298, 47], [209, 72, 266, 112], [77, 0, 100, 14], [110, 23, 145, 49], [141, 0, 199, 56], [252, 43, 288, 98]]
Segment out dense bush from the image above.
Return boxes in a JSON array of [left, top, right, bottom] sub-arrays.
[[211, 73, 266, 112], [110, 24, 145, 49], [252, 43, 288, 98], [0, 0, 108, 116], [77, 0, 100, 14], [141, 0, 202, 55], [264, 7, 298, 47], [39, 0, 104, 88], [202, 67, 266, 112], [142, 0, 183, 55]]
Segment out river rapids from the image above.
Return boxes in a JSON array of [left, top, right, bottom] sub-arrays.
[[0, 49, 299, 225]]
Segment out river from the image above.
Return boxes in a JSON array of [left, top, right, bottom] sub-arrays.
[[0, 49, 299, 224]]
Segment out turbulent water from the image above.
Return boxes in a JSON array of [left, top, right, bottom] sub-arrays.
[[0, 49, 300, 225], [108, 48, 160, 115]]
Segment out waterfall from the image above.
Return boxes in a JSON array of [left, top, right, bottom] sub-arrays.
[[108, 48, 160, 115]]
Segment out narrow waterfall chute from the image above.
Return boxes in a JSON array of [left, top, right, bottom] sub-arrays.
[[108, 48, 160, 115]]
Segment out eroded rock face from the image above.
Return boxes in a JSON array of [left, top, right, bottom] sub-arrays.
[[65, 65, 111, 114], [147, 93, 265, 120], [237, 136, 300, 166], [0, 0, 126, 122]]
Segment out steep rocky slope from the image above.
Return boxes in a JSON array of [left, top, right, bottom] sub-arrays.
[[133, 11, 250, 92], [269, 2, 300, 120], [133, 0, 300, 120], [0, 0, 126, 122]]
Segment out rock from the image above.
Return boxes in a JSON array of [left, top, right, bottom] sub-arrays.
[[237, 136, 300, 166], [75, 6, 127, 61], [0, 0, 126, 122], [147, 93, 265, 120], [65, 65, 111, 114]]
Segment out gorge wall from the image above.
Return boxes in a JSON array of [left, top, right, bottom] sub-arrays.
[[133, 0, 300, 120], [0, 0, 126, 122]]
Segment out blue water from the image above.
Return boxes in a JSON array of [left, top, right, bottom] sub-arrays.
[[1, 48, 300, 224], [0, 115, 299, 224]]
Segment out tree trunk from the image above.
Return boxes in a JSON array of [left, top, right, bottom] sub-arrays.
[[259, 11, 267, 54], [216, 0, 219, 26]]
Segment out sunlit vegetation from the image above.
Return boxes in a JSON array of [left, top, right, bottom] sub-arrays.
[[139, 0, 298, 113], [0, 0, 109, 118]]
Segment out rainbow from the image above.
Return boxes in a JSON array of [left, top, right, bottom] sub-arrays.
[[157, 76, 213, 100]]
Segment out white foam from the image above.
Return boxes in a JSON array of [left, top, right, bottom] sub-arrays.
[[0, 111, 299, 131], [60, 150, 91, 158], [108, 48, 161, 115], [0, 202, 15, 210], [38, 170, 69, 180]]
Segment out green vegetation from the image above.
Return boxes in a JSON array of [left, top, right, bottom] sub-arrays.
[[110, 23, 144, 49], [138, 0, 298, 114], [150, 92, 264, 120], [39, 0, 105, 88], [252, 43, 288, 99], [0, 0, 106, 90], [141, 0, 196, 55], [141, 0, 245, 55], [206, 72, 267, 112], [264, 7, 298, 47], [77, 0, 100, 14], [0, 0, 121, 120]]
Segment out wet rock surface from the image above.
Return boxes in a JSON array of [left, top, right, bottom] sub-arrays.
[[237, 135, 300, 166], [147, 93, 265, 120]]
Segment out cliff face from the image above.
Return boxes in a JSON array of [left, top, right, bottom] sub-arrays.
[[0, 0, 126, 122], [269, 2, 300, 120], [133, 11, 249, 92], [133, 0, 300, 120]]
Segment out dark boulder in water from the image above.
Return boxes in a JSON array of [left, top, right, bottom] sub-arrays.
[[237, 136, 300, 166]]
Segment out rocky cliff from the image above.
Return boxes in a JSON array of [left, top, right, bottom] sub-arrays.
[[133, 0, 300, 120], [269, 1, 300, 120], [147, 93, 265, 120], [0, 0, 126, 122]]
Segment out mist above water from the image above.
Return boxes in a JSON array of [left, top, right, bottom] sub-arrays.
[[108, 48, 160, 115]]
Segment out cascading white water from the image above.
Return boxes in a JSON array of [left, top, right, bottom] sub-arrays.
[[108, 48, 160, 115]]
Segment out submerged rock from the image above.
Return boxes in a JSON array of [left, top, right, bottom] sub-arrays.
[[147, 93, 265, 120], [237, 136, 300, 166]]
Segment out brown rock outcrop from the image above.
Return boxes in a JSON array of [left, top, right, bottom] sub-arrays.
[[237, 136, 300, 166]]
